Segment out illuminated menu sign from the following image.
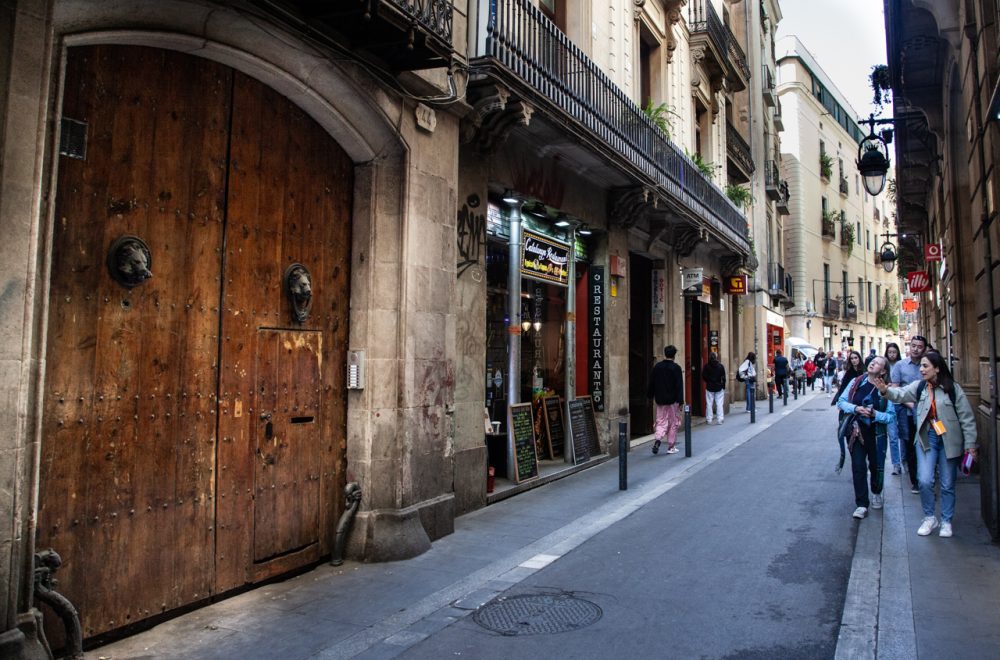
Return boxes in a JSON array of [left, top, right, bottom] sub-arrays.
[[521, 230, 569, 286]]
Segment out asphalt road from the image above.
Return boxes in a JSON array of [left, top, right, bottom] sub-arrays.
[[401, 398, 858, 660]]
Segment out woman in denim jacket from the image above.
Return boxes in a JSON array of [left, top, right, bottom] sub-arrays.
[[837, 355, 896, 520], [873, 351, 978, 538]]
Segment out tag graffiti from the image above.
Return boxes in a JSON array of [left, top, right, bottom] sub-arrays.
[[457, 202, 486, 278]]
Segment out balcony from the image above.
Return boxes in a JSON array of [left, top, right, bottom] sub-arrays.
[[843, 300, 858, 321], [726, 121, 754, 183], [776, 180, 790, 215], [824, 298, 841, 317], [773, 98, 784, 131], [822, 214, 836, 239], [474, 0, 750, 248], [767, 262, 791, 300], [764, 160, 781, 200], [687, 0, 749, 92], [276, 0, 454, 70], [762, 66, 777, 107], [839, 175, 850, 197]]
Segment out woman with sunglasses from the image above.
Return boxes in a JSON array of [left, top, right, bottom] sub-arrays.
[[873, 351, 978, 537]]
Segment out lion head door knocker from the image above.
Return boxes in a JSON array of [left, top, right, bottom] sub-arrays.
[[284, 263, 313, 323], [107, 235, 153, 289]]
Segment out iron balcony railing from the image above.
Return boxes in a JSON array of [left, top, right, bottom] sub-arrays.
[[482, 0, 748, 240], [387, 0, 453, 44], [726, 121, 754, 176], [688, 0, 749, 83], [822, 214, 836, 239], [768, 262, 789, 298], [765, 160, 780, 200], [824, 298, 841, 317], [762, 65, 776, 107], [839, 176, 850, 196]]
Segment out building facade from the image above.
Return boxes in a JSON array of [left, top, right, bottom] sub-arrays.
[[883, 0, 1000, 537], [0, 0, 781, 655], [776, 37, 899, 359]]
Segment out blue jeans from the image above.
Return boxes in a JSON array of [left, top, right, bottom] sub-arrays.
[[887, 408, 902, 467], [822, 374, 833, 392], [745, 380, 755, 410], [916, 427, 960, 522]]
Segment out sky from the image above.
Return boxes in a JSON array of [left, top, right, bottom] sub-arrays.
[[775, 0, 889, 120]]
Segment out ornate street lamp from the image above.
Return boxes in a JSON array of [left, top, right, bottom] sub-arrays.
[[856, 114, 895, 196]]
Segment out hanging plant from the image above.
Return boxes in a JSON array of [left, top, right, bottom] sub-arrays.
[[870, 64, 892, 109], [725, 184, 754, 210]]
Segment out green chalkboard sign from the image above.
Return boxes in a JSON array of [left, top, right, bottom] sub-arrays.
[[541, 396, 565, 459], [509, 403, 539, 483]]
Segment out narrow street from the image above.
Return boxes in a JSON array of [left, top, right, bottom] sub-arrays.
[[88, 389, 1000, 660]]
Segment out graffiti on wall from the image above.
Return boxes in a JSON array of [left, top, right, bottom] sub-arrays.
[[457, 195, 486, 278]]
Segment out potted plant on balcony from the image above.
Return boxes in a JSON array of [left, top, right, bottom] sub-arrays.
[[725, 184, 753, 210], [685, 148, 715, 179], [819, 152, 834, 181], [876, 293, 899, 331], [822, 210, 837, 238], [642, 100, 679, 139], [840, 220, 855, 256]]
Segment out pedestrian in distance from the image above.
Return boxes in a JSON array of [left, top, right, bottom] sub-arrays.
[[823, 352, 838, 392], [773, 349, 789, 398], [792, 351, 807, 395], [804, 358, 817, 390], [838, 355, 896, 519], [702, 352, 726, 425], [648, 345, 684, 455], [737, 352, 757, 411], [873, 351, 979, 538], [891, 335, 928, 493], [864, 347, 878, 367], [814, 350, 829, 392], [884, 342, 904, 475]]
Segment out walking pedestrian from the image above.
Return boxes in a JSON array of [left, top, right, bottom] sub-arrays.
[[832, 351, 864, 406], [804, 358, 817, 390], [737, 352, 757, 411], [814, 350, 829, 391], [703, 352, 726, 424], [773, 349, 789, 398], [791, 351, 807, 395], [874, 351, 979, 537], [884, 342, 904, 475], [823, 352, 838, 393], [837, 356, 896, 519], [648, 345, 684, 455], [890, 336, 927, 493]]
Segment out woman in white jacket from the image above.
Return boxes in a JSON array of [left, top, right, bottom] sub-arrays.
[[737, 352, 757, 412], [873, 351, 978, 538]]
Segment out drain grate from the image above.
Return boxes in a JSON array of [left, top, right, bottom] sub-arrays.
[[473, 594, 603, 636]]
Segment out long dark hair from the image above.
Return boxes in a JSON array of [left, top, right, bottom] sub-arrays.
[[745, 352, 756, 363], [844, 350, 864, 380], [884, 342, 901, 364], [923, 351, 955, 396]]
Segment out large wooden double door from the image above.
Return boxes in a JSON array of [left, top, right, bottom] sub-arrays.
[[38, 45, 352, 638]]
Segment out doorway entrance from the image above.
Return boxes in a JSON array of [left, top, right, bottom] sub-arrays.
[[37, 45, 353, 638], [685, 298, 710, 416], [628, 254, 654, 436]]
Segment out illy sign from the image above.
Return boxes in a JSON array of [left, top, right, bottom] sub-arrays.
[[907, 270, 931, 293]]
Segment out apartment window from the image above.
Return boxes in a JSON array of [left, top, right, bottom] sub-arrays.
[[824, 264, 831, 302], [866, 230, 870, 250], [858, 278, 864, 311], [867, 282, 873, 312], [539, 0, 567, 32], [855, 174, 860, 195], [638, 24, 660, 109], [857, 221, 861, 245], [822, 196, 828, 214], [876, 284, 881, 312]]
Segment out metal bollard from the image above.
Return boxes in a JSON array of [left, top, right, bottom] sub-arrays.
[[769, 387, 774, 413], [684, 404, 692, 457], [618, 421, 628, 491], [793, 380, 798, 400], [783, 381, 788, 406], [750, 385, 756, 423]]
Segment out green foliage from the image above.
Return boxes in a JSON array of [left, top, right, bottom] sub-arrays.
[[870, 64, 892, 109], [725, 184, 754, 210], [840, 220, 855, 257], [685, 148, 715, 179], [642, 100, 679, 139], [819, 152, 834, 180], [887, 177, 897, 204], [877, 292, 900, 331]]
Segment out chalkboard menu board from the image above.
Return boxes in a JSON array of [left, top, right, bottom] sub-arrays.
[[508, 403, 539, 483], [541, 396, 565, 459], [568, 396, 601, 464]]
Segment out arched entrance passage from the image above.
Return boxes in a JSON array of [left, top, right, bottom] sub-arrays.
[[38, 45, 352, 638]]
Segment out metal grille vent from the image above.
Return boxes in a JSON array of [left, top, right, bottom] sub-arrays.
[[473, 594, 602, 636], [59, 118, 87, 159]]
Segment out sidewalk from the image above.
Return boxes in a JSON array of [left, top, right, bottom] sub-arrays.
[[88, 393, 809, 660]]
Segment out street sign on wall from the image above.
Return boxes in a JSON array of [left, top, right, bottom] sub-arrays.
[[724, 274, 747, 295], [924, 243, 942, 262], [907, 270, 931, 293]]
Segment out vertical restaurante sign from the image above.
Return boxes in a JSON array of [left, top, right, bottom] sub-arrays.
[[589, 266, 605, 411], [521, 230, 569, 286]]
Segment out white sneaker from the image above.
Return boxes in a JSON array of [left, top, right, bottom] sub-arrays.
[[917, 516, 939, 536], [852, 507, 867, 519], [939, 522, 953, 538], [871, 494, 883, 509], [718, 418, 724, 424], [706, 419, 714, 425]]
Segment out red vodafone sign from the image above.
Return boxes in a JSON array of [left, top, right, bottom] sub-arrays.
[[925, 243, 942, 262], [907, 270, 932, 293]]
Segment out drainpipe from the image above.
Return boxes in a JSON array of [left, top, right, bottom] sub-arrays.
[[968, 28, 1000, 537], [507, 203, 523, 479], [565, 226, 576, 464]]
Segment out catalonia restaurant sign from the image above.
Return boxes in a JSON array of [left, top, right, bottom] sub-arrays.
[[521, 230, 569, 286]]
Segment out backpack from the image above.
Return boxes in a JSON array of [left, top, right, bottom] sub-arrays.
[[736, 360, 748, 382]]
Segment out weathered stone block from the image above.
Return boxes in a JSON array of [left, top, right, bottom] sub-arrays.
[[453, 446, 487, 516]]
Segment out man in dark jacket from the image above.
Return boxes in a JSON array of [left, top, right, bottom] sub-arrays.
[[702, 352, 726, 424], [648, 345, 684, 454], [773, 349, 790, 398], [814, 350, 828, 391]]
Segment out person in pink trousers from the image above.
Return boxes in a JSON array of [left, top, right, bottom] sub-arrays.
[[648, 345, 684, 454]]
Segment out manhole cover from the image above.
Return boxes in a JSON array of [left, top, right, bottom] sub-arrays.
[[473, 594, 603, 636]]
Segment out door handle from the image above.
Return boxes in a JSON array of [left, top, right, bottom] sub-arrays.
[[260, 412, 272, 421]]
